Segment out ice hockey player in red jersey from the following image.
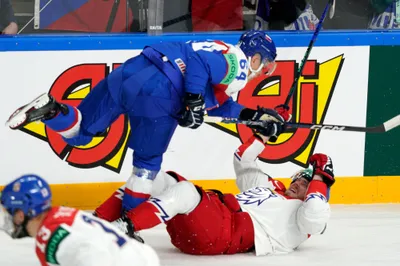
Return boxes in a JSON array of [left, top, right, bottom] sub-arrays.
[[0, 174, 159, 266], [110, 119, 335, 256]]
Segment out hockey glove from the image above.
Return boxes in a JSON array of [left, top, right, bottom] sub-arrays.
[[269, 104, 292, 142], [254, 121, 284, 141], [309, 153, 335, 187], [239, 106, 285, 139], [178, 93, 205, 129], [274, 104, 291, 122]]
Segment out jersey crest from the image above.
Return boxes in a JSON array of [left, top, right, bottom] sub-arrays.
[[236, 187, 278, 206]]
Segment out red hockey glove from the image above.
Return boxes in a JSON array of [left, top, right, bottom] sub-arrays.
[[309, 153, 335, 187]]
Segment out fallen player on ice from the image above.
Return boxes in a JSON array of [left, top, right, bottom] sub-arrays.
[[106, 120, 335, 256]]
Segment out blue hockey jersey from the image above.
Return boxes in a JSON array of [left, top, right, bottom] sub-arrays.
[[147, 40, 251, 118]]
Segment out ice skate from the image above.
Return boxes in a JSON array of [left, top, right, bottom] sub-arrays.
[[6, 93, 68, 130]]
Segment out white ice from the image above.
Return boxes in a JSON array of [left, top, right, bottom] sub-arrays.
[[1, 205, 399, 266]]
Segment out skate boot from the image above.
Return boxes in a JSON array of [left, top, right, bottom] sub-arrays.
[[112, 215, 145, 243], [6, 93, 69, 130]]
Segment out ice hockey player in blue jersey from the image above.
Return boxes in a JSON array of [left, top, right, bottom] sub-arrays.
[[6, 30, 289, 220]]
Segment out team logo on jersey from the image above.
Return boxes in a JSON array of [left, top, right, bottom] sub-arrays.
[[19, 64, 130, 173], [236, 187, 278, 206], [210, 55, 344, 167]]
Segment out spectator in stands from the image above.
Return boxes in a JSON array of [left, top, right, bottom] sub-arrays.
[[0, 0, 18, 34], [368, 0, 399, 29], [255, 0, 319, 31]]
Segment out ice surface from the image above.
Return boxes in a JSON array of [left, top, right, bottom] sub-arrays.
[[1, 205, 400, 266]]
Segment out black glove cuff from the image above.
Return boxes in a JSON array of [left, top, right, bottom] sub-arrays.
[[184, 93, 204, 109], [239, 108, 258, 121]]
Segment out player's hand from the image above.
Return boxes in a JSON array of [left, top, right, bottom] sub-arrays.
[[254, 121, 284, 141], [309, 153, 335, 187], [268, 104, 292, 142], [178, 93, 205, 129], [240, 106, 285, 141], [239, 106, 285, 124]]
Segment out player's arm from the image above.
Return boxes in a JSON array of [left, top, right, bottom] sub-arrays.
[[296, 154, 335, 235], [178, 50, 226, 129], [234, 134, 275, 192], [207, 97, 245, 118]]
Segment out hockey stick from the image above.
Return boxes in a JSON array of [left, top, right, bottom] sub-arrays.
[[283, 0, 336, 107], [204, 114, 400, 133]]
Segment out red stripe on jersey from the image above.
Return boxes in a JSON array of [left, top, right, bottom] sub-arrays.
[[306, 180, 328, 198], [235, 135, 260, 159], [214, 40, 230, 52], [124, 188, 151, 199], [213, 84, 230, 105]]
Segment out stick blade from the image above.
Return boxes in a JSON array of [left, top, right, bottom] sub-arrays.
[[329, 0, 336, 19], [383, 114, 400, 132]]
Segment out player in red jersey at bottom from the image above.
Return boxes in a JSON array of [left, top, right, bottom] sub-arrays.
[[103, 119, 335, 256]]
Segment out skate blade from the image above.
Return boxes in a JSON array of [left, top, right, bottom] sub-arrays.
[[6, 93, 51, 130]]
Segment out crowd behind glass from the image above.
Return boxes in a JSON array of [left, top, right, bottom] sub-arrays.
[[0, 0, 398, 35]]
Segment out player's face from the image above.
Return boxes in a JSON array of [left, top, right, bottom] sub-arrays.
[[285, 178, 309, 200], [248, 53, 277, 81], [248, 53, 263, 80]]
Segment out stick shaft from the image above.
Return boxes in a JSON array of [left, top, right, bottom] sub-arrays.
[[204, 115, 400, 134], [284, 0, 334, 106]]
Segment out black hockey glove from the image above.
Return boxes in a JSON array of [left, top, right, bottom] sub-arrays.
[[178, 93, 205, 129], [239, 106, 286, 139]]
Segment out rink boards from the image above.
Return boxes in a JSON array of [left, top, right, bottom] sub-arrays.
[[0, 31, 399, 207]]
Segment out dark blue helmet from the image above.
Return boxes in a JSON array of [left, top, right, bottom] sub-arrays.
[[1, 174, 52, 219], [238, 30, 277, 65]]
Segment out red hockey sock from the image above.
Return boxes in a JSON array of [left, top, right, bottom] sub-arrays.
[[94, 187, 124, 222], [127, 201, 165, 231]]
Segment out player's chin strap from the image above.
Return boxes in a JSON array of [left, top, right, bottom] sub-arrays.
[[248, 56, 277, 79], [248, 56, 264, 79]]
